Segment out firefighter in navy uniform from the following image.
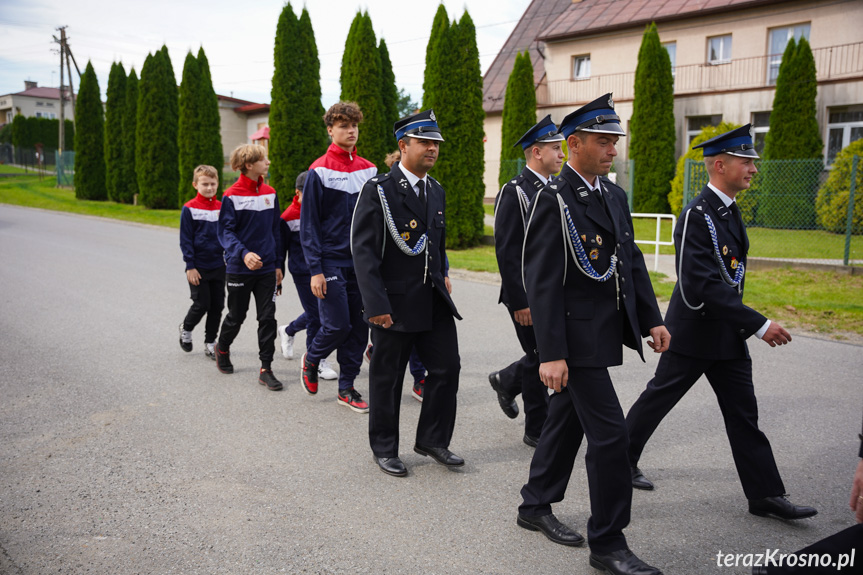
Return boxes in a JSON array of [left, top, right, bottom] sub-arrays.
[[351, 110, 463, 478], [488, 115, 564, 446], [625, 125, 817, 522], [518, 94, 670, 575]]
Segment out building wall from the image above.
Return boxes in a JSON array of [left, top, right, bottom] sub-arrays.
[[219, 106, 248, 162], [0, 95, 75, 125]]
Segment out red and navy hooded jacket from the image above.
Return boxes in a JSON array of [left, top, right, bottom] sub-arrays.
[[300, 143, 377, 275], [180, 192, 223, 271], [279, 195, 309, 277], [218, 174, 281, 275]]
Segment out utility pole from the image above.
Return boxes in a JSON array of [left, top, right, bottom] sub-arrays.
[[53, 26, 80, 153]]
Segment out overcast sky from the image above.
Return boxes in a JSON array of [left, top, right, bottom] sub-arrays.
[[1, 0, 533, 108]]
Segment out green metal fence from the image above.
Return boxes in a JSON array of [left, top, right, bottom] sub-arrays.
[[683, 157, 862, 266], [56, 150, 75, 187]]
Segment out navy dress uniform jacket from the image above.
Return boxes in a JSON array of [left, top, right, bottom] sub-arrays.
[[665, 186, 766, 360], [495, 167, 544, 309], [524, 164, 663, 367], [351, 163, 460, 328]]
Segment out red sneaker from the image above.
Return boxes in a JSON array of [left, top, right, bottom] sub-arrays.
[[411, 379, 425, 403], [337, 387, 369, 413], [301, 353, 318, 395]]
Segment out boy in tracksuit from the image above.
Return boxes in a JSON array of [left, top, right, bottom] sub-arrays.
[[277, 171, 336, 380], [300, 101, 377, 413], [215, 144, 283, 391], [179, 165, 225, 359]]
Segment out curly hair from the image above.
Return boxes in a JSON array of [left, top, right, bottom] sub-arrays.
[[323, 101, 363, 126]]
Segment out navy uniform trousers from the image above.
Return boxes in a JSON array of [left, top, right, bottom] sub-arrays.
[[498, 311, 550, 438], [368, 290, 460, 457]]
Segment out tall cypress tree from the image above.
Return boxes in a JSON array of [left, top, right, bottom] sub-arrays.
[[196, 47, 224, 189], [760, 37, 822, 228], [379, 38, 399, 141], [178, 51, 203, 204], [270, 4, 327, 205], [629, 22, 675, 213], [104, 62, 126, 202], [74, 61, 106, 200], [121, 69, 138, 204], [137, 46, 179, 209], [340, 11, 388, 169], [426, 11, 485, 248], [422, 4, 450, 110], [498, 51, 537, 188]]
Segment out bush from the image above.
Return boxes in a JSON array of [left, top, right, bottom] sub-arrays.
[[104, 61, 126, 202], [668, 122, 741, 216], [498, 51, 536, 188], [816, 139, 863, 234], [74, 61, 106, 200]]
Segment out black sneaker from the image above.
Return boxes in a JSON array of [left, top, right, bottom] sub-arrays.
[[258, 368, 283, 391], [215, 343, 233, 374], [179, 323, 193, 352], [337, 387, 369, 413], [412, 379, 424, 402], [301, 352, 318, 394]]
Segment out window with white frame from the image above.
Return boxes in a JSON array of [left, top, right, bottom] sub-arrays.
[[663, 42, 676, 77], [751, 111, 771, 156], [707, 35, 732, 65], [826, 105, 863, 166], [687, 115, 723, 145], [767, 23, 811, 85], [572, 55, 591, 80]]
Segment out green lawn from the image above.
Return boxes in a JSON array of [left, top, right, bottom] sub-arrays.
[[0, 174, 181, 228]]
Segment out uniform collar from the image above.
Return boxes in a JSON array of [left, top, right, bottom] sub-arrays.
[[572, 167, 601, 192], [707, 182, 735, 208], [328, 141, 358, 163], [237, 173, 264, 193], [397, 162, 427, 195], [525, 166, 548, 186]]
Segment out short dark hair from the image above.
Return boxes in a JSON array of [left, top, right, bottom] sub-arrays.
[[323, 101, 363, 126]]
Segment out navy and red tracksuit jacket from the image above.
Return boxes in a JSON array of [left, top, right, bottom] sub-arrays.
[[180, 193, 223, 271], [300, 143, 377, 275], [218, 174, 281, 275], [279, 195, 309, 277]]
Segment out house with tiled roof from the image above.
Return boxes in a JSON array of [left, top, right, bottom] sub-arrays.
[[482, 0, 863, 198], [0, 81, 75, 127], [217, 95, 271, 159]]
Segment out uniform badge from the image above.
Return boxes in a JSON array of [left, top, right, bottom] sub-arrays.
[[430, 110, 436, 121], [511, 179, 517, 184], [579, 190, 589, 198], [589, 248, 599, 260], [401, 231, 410, 241], [595, 234, 603, 246], [696, 205, 703, 211], [550, 184, 558, 190], [371, 177, 378, 182], [722, 245, 728, 255], [581, 234, 587, 243], [731, 258, 738, 269], [409, 219, 418, 229], [608, 95, 614, 108]]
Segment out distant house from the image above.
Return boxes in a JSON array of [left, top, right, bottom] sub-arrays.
[[217, 95, 270, 163], [0, 81, 75, 127], [482, 0, 863, 198]]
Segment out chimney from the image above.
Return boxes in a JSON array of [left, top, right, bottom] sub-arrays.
[[24, 80, 38, 90]]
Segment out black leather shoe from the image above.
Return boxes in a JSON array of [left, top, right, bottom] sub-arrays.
[[748, 495, 817, 520], [589, 549, 663, 575], [413, 444, 464, 467], [375, 456, 407, 477], [488, 372, 518, 419], [631, 466, 654, 491], [523, 434, 539, 448], [516, 513, 584, 547]]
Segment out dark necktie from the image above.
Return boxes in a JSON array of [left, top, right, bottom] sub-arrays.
[[417, 179, 427, 209], [593, 187, 610, 219], [729, 201, 743, 235]]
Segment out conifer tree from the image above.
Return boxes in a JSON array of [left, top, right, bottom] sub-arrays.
[[498, 51, 537, 188], [178, 51, 203, 204], [422, 4, 450, 110], [340, 11, 388, 169], [137, 46, 179, 209], [270, 4, 328, 205], [74, 61, 106, 200], [425, 10, 485, 248], [379, 39, 399, 140], [104, 61, 126, 202], [760, 37, 823, 228], [121, 69, 138, 204], [630, 22, 675, 213], [196, 47, 224, 189]]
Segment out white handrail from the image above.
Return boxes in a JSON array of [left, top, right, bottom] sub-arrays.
[[632, 212, 676, 272]]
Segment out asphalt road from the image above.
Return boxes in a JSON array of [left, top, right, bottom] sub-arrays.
[[1, 204, 861, 575]]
